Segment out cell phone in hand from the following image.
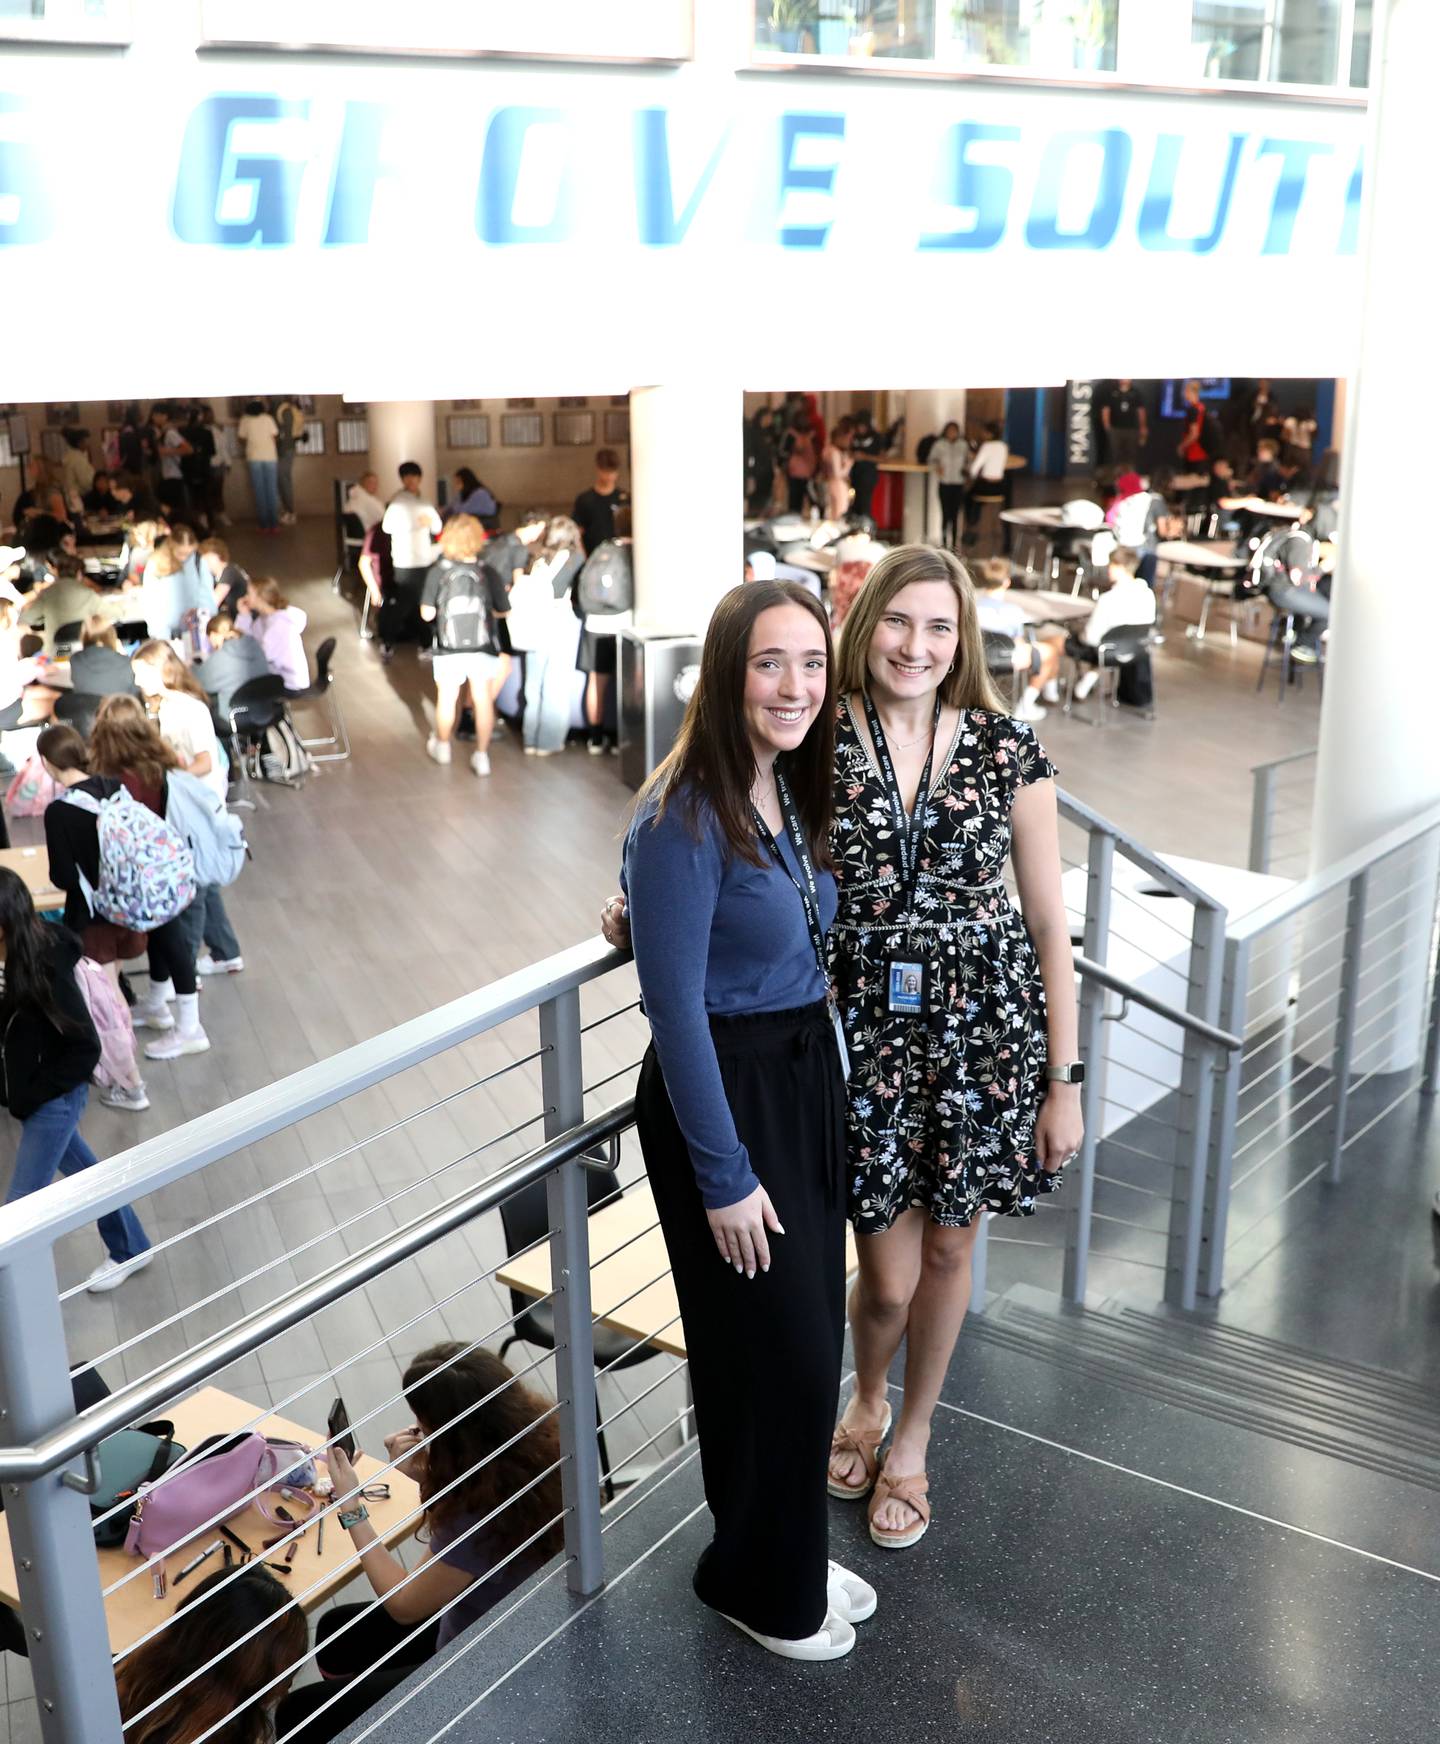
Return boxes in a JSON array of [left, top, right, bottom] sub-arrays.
[[327, 1396, 357, 1461]]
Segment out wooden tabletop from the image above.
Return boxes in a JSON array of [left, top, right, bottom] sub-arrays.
[[1000, 507, 1066, 528], [1011, 590, 1093, 625], [0, 1386, 421, 1656], [1155, 541, 1249, 571], [498, 1182, 858, 1360], [0, 846, 64, 912]]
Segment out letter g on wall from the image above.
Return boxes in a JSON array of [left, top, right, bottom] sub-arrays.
[[172, 95, 310, 246], [0, 94, 53, 244]]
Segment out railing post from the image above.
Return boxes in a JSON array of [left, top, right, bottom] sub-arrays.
[[0, 1249, 123, 1744], [1167, 901, 1227, 1310], [1201, 936, 1249, 1298], [1249, 763, 1279, 874], [1422, 848, 1440, 1096], [538, 989, 604, 1596], [967, 1215, 989, 1314], [1324, 870, 1369, 1181], [1063, 830, 1114, 1305]]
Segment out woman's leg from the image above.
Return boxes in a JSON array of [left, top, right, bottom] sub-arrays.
[[202, 886, 242, 963], [6, 1089, 86, 1205], [167, 902, 202, 996], [313, 1601, 439, 1681], [787, 476, 806, 514], [431, 676, 462, 745], [829, 1210, 925, 1487], [521, 651, 544, 748], [870, 1219, 983, 1534]]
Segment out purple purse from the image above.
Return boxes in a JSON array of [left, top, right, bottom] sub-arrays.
[[124, 1431, 274, 1560]]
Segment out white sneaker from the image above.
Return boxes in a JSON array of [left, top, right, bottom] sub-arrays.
[[145, 1027, 211, 1060], [1041, 680, 1061, 704], [719, 1604, 856, 1662], [426, 734, 452, 766], [279, 511, 297, 525], [85, 1251, 154, 1294], [1014, 700, 1047, 723], [131, 1000, 174, 1032], [198, 956, 243, 976], [1072, 671, 1099, 702], [827, 1561, 877, 1624], [98, 1083, 150, 1112], [470, 751, 491, 777]]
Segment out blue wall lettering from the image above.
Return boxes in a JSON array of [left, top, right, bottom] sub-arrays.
[[1138, 133, 1246, 253], [1338, 152, 1363, 255], [1026, 129, 1132, 251], [1257, 138, 1332, 254], [478, 106, 576, 245], [324, 102, 400, 246], [919, 122, 1020, 251], [0, 95, 51, 244], [778, 113, 844, 249], [634, 109, 727, 246], [171, 96, 309, 247]]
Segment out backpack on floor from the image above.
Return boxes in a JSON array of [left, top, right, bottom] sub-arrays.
[[165, 769, 248, 888], [1117, 651, 1154, 709], [258, 717, 311, 784], [73, 957, 137, 1090], [61, 787, 196, 930]]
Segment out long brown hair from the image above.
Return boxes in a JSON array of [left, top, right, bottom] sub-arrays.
[[115, 1566, 306, 1744], [148, 525, 198, 578], [403, 1343, 565, 1563], [638, 581, 835, 869], [835, 543, 1005, 714], [132, 639, 209, 702], [91, 693, 181, 789]]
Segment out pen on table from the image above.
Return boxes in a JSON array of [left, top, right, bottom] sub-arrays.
[[173, 1540, 222, 1585]]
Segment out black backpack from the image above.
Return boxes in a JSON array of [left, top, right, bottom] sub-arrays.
[[432, 560, 493, 651], [576, 541, 633, 618]]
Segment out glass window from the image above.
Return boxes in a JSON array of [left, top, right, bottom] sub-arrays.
[[0, 0, 130, 43], [753, 1, 1117, 72], [1349, 0, 1372, 86], [1193, 0, 1350, 86]]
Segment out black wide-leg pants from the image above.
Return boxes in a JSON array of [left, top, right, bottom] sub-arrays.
[[636, 1000, 847, 1641]]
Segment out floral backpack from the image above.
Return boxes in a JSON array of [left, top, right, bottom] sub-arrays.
[[61, 787, 197, 930]]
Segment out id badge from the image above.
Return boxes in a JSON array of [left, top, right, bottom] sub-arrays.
[[886, 958, 927, 1018]]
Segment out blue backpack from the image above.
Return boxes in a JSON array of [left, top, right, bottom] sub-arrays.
[[165, 770, 247, 888]]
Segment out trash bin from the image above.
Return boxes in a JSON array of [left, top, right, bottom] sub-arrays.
[[619, 629, 702, 792]]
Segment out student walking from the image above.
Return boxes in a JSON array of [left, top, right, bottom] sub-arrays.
[[619, 581, 874, 1663], [0, 868, 153, 1293], [236, 401, 281, 532]]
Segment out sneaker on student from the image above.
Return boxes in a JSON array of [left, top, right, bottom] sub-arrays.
[[470, 751, 491, 777], [426, 734, 452, 766], [279, 511, 297, 526], [98, 1082, 150, 1112], [197, 955, 244, 975], [1014, 700, 1047, 724], [1072, 670, 1100, 702], [130, 997, 175, 1032], [144, 1027, 211, 1061], [85, 1251, 155, 1294], [587, 737, 606, 756], [1041, 679, 1062, 704]]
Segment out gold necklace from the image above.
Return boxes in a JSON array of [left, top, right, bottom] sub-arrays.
[[878, 713, 937, 751]]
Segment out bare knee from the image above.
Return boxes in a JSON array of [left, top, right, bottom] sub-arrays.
[[855, 1270, 915, 1323], [920, 1222, 981, 1283]]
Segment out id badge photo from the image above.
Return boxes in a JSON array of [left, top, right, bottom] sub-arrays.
[[885, 957, 927, 1019]]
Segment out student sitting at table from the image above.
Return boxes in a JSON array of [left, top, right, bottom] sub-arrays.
[[81, 472, 129, 521], [275, 1342, 565, 1743], [1066, 547, 1157, 702], [236, 578, 308, 693], [116, 1565, 308, 1744], [973, 556, 1059, 723], [19, 553, 125, 654], [195, 614, 269, 720], [68, 617, 141, 699], [198, 536, 250, 616]]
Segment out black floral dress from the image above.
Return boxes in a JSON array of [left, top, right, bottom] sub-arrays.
[[831, 701, 1061, 1233]]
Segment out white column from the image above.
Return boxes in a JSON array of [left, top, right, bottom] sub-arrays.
[[366, 401, 439, 506], [630, 381, 741, 636], [1305, 0, 1440, 1073], [901, 389, 965, 545]]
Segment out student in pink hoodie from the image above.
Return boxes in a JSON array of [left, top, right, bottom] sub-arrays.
[[235, 577, 309, 692]]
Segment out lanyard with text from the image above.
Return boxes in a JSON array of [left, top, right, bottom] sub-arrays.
[[862, 693, 941, 909], [752, 770, 849, 1077]]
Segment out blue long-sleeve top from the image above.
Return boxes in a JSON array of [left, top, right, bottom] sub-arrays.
[[622, 786, 837, 1209]]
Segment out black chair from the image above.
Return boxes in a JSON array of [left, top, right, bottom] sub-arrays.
[[113, 619, 149, 649], [1253, 530, 1324, 701], [289, 637, 349, 762], [982, 628, 1033, 709], [497, 1151, 664, 1500], [53, 690, 99, 737], [1063, 623, 1157, 727], [332, 479, 366, 593], [53, 619, 84, 657], [227, 674, 294, 798]]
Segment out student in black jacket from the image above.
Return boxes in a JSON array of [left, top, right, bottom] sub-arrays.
[[0, 869, 152, 1292]]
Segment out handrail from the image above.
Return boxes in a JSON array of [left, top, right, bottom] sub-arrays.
[[0, 935, 629, 1260], [1058, 791, 1222, 910], [1228, 801, 1440, 944], [1249, 746, 1318, 775], [1073, 953, 1242, 1053], [0, 1100, 637, 1484]]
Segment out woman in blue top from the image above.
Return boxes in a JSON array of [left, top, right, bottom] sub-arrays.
[[623, 580, 873, 1664]]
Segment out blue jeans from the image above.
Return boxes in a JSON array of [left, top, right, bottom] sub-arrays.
[[177, 886, 240, 966], [7, 1085, 149, 1263], [522, 645, 577, 752], [248, 459, 279, 529]]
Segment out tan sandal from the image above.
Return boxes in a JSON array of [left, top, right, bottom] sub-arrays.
[[826, 1401, 892, 1500], [868, 1454, 930, 1549]]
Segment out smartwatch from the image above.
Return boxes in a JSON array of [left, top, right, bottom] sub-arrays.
[[337, 1504, 370, 1532], [1045, 1061, 1086, 1084]]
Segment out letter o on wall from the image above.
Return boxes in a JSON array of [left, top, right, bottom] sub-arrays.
[[1025, 129, 1132, 252]]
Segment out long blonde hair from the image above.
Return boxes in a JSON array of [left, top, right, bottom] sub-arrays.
[[835, 544, 1005, 714], [132, 639, 209, 702]]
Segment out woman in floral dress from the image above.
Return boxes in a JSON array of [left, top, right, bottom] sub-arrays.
[[824, 545, 1081, 1549]]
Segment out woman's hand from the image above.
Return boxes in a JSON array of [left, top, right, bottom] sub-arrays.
[[706, 1184, 784, 1279], [600, 894, 631, 951], [383, 1425, 424, 1482], [325, 1444, 361, 1505], [1034, 1085, 1084, 1175]]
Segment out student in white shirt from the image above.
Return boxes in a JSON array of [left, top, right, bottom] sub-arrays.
[[928, 421, 968, 550], [236, 400, 281, 532], [379, 462, 443, 654], [963, 421, 1009, 546], [345, 471, 385, 533], [1068, 547, 1157, 701]]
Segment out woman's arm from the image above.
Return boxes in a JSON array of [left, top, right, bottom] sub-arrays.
[[1010, 778, 1083, 1170], [345, 1521, 473, 1625]]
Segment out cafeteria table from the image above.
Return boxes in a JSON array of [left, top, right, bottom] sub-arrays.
[[0, 845, 65, 911], [1154, 541, 1252, 644], [1009, 590, 1094, 627], [0, 1386, 422, 1656]]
